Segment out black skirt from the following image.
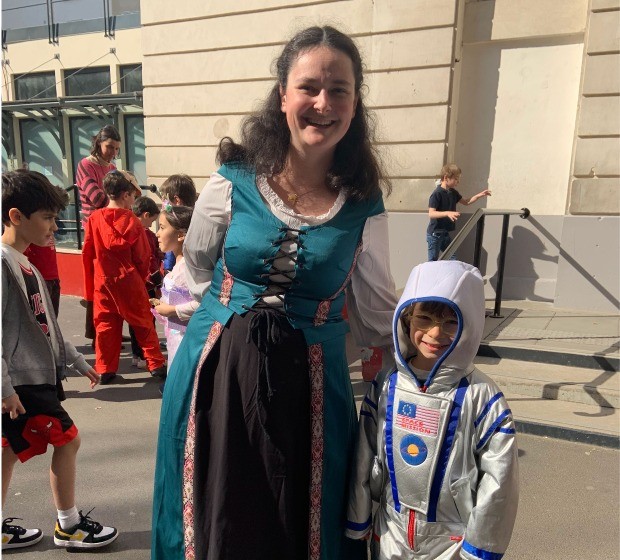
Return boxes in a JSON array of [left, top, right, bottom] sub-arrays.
[[192, 308, 311, 559]]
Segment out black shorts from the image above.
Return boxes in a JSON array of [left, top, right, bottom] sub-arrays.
[[2, 384, 78, 463]]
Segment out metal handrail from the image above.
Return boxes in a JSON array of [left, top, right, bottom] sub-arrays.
[[58, 183, 158, 250], [440, 207, 530, 317]]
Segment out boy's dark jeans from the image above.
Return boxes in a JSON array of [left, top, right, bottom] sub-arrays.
[[427, 231, 454, 261]]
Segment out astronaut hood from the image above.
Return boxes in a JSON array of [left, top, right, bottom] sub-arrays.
[[393, 260, 485, 390]]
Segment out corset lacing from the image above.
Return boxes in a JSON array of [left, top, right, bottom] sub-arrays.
[[242, 226, 307, 399]]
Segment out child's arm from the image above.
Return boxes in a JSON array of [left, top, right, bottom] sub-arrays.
[[1, 268, 23, 416], [346, 375, 384, 540], [429, 207, 460, 222], [1, 393, 26, 419], [153, 300, 199, 320], [459, 189, 491, 206], [63, 340, 100, 388], [461, 391, 519, 560]]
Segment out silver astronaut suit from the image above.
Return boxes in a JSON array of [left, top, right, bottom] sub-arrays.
[[346, 261, 519, 560]]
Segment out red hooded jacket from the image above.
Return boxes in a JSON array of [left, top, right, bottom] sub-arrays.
[[82, 207, 151, 301]]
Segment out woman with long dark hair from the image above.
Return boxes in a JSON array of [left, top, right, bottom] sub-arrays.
[[152, 26, 397, 560], [75, 125, 121, 340], [75, 124, 121, 229]]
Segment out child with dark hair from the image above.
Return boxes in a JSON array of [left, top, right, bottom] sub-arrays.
[[2, 169, 118, 550], [82, 171, 166, 384], [129, 196, 164, 368], [158, 174, 197, 273], [151, 204, 197, 369], [159, 174, 197, 208]]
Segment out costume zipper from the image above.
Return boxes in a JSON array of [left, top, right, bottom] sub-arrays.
[[407, 509, 415, 550]]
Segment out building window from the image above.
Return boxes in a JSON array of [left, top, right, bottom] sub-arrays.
[[124, 115, 145, 184], [120, 64, 142, 93], [14, 71, 56, 100], [64, 66, 111, 96]]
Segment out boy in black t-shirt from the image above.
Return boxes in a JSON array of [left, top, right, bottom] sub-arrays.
[[427, 163, 492, 261], [1, 170, 118, 551]]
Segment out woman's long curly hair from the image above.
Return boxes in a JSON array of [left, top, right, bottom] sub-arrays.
[[217, 26, 390, 201]]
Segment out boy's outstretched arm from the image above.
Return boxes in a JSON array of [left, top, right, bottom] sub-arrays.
[[459, 189, 492, 206], [461, 393, 519, 560], [346, 375, 384, 540]]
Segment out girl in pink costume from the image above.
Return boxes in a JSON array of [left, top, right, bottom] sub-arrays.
[[151, 204, 197, 365]]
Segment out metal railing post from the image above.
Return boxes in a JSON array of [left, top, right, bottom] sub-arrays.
[[473, 215, 485, 269], [492, 214, 511, 318]]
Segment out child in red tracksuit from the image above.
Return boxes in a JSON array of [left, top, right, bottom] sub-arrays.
[[82, 171, 166, 385]]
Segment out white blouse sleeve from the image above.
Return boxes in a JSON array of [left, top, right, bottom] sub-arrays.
[[183, 172, 232, 301], [346, 211, 398, 348], [175, 299, 200, 321]]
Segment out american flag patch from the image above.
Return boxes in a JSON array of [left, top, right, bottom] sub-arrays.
[[396, 400, 440, 436]]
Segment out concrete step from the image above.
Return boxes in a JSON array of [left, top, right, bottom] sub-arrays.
[[481, 301, 619, 372], [478, 343, 619, 372], [501, 387, 619, 449], [474, 356, 620, 409]]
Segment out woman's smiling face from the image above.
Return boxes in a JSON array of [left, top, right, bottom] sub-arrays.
[[280, 45, 358, 160]]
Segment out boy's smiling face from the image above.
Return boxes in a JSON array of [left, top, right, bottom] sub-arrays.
[[407, 302, 458, 371]]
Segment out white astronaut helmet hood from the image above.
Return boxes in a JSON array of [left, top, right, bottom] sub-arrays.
[[393, 260, 485, 389]]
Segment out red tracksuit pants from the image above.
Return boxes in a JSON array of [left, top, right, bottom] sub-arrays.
[[93, 277, 165, 374]]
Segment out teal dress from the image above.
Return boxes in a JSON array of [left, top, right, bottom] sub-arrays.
[[152, 163, 384, 560]]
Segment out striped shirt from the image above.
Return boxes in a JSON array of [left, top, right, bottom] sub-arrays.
[[75, 157, 114, 226]]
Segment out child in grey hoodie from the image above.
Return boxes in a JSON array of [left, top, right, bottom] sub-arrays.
[[2, 169, 118, 551]]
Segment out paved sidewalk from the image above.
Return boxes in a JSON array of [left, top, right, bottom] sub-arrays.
[[2, 294, 618, 558]]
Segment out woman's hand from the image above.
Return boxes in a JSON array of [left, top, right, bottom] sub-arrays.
[[154, 302, 177, 318]]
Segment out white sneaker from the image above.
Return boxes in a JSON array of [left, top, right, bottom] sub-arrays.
[[131, 356, 147, 369], [54, 509, 118, 549], [2, 518, 43, 550]]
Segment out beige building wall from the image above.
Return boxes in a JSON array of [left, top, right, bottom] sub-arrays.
[[454, 0, 588, 215], [142, 0, 619, 312], [141, 0, 460, 196], [569, 0, 620, 215]]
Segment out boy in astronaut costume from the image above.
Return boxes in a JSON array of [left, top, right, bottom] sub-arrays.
[[346, 260, 519, 559]]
